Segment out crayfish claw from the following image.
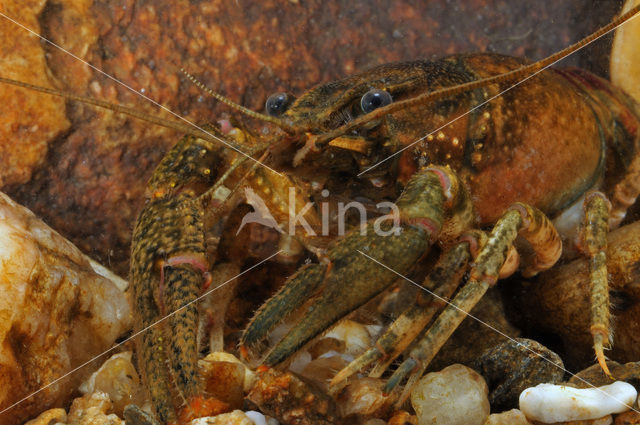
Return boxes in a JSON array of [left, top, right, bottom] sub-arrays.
[[240, 263, 327, 352]]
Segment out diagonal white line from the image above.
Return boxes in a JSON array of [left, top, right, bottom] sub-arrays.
[[0, 250, 281, 417], [357, 249, 640, 414], [0, 11, 282, 176], [357, 9, 640, 177]]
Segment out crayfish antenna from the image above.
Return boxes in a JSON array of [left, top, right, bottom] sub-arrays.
[[0, 76, 252, 155], [180, 67, 297, 133]]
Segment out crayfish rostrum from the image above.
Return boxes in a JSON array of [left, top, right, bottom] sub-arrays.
[[2, 1, 640, 424]]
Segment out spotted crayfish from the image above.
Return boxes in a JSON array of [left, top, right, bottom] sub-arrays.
[[2, 2, 640, 425]]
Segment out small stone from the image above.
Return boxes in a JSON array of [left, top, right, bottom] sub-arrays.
[[484, 409, 533, 425], [23, 408, 67, 425], [519, 381, 637, 423], [615, 410, 640, 424], [200, 359, 245, 408], [475, 338, 564, 411], [300, 353, 350, 389], [190, 410, 254, 425], [388, 410, 418, 425], [323, 320, 371, 357], [410, 364, 490, 425], [336, 377, 394, 418], [79, 351, 146, 416], [288, 351, 313, 374], [200, 352, 256, 393], [307, 338, 346, 359], [67, 390, 124, 425]]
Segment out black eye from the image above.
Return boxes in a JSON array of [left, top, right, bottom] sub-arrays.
[[360, 89, 393, 113], [265, 92, 294, 117]]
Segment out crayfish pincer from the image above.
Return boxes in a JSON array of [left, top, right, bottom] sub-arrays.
[[127, 132, 229, 424]]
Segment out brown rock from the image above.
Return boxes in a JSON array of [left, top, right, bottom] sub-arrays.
[[475, 338, 564, 411], [615, 410, 640, 424], [247, 367, 338, 425], [0, 1, 70, 187]]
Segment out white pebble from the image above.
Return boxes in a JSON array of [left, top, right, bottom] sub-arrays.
[[410, 364, 490, 425], [519, 381, 637, 423], [245, 410, 278, 425]]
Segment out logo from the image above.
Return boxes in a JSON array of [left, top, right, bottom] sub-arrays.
[[236, 188, 284, 235], [237, 187, 401, 237]]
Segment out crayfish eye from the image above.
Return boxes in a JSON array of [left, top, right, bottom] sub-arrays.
[[360, 89, 393, 113], [265, 92, 294, 117]]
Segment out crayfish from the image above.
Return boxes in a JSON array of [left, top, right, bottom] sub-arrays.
[[2, 1, 640, 424]]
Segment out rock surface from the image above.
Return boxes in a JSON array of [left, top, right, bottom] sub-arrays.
[[0, 191, 131, 425], [410, 364, 490, 425]]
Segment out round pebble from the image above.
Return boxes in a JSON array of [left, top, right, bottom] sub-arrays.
[[410, 364, 490, 425]]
